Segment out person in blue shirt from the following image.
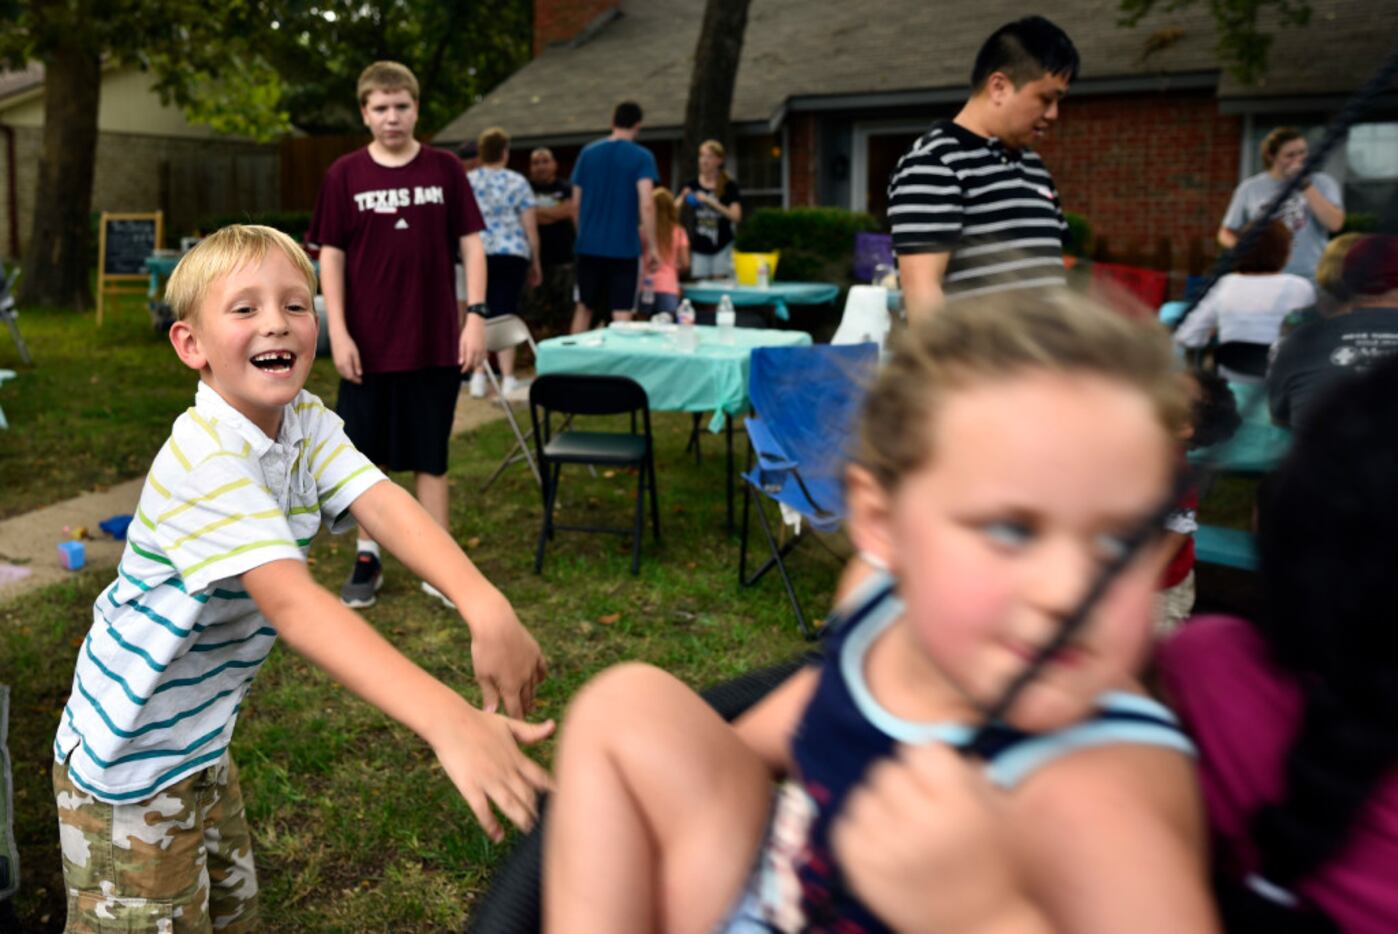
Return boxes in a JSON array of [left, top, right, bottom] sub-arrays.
[[569, 101, 660, 332]]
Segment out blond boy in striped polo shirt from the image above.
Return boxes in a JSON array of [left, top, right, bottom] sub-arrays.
[[52, 225, 551, 931]]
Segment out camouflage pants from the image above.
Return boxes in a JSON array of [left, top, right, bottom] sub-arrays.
[[53, 753, 258, 932]]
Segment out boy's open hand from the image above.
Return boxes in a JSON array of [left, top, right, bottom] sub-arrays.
[[469, 599, 548, 718], [833, 743, 1048, 934], [459, 312, 488, 372], [432, 700, 555, 843], [331, 331, 363, 384]]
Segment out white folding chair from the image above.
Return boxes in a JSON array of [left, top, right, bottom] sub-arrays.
[[829, 285, 891, 351], [480, 315, 543, 491]]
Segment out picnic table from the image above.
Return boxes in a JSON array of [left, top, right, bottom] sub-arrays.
[[681, 281, 840, 322], [536, 323, 812, 530]]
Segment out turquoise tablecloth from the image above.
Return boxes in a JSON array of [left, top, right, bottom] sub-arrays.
[[536, 325, 811, 431], [1188, 381, 1290, 474], [681, 282, 840, 322]]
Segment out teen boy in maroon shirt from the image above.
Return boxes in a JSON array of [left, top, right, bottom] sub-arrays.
[[308, 61, 488, 610]]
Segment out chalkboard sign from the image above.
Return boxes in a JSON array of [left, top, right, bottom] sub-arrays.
[[97, 211, 162, 325], [102, 218, 158, 275]]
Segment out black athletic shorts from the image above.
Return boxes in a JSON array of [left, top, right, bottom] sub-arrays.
[[336, 365, 460, 476], [575, 253, 640, 313], [485, 254, 530, 318]]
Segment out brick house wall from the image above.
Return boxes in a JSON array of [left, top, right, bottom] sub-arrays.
[[534, 0, 619, 57], [1037, 90, 1243, 272], [786, 113, 820, 208]]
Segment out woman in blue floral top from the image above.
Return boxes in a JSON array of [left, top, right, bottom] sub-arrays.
[[467, 127, 541, 398]]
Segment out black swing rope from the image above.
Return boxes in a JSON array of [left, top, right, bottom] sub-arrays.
[[967, 41, 1398, 747]]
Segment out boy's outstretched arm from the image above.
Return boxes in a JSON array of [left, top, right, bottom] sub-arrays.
[[243, 558, 554, 842], [351, 479, 548, 719]]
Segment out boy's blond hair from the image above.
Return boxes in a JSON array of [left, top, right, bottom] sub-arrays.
[[165, 225, 318, 323], [858, 289, 1189, 492], [357, 61, 419, 106]]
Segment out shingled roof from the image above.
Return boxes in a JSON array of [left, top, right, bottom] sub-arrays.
[[0, 64, 46, 107], [437, 0, 1397, 144]]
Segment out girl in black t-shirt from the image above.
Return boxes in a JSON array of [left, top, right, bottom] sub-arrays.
[[679, 139, 743, 280]]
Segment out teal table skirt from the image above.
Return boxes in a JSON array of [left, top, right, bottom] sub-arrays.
[[1189, 381, 1290, 474], [536, 325, 811, 431], [681, 282, 840, 322]]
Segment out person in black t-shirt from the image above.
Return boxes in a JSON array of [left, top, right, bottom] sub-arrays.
[[679, 139, 742, 280], [522, 146, 576, 335], [1269, 235, 1398, 429]]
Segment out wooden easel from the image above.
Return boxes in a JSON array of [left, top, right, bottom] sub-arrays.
[[97, 211, 162, 325]]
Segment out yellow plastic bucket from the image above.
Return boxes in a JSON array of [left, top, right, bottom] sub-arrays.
[[733, 250, 780, 286]]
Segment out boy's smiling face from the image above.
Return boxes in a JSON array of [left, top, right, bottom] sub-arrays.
[[169, 248, 317, 438]]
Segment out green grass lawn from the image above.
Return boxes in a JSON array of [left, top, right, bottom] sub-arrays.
[[1, 301, 833, 928]]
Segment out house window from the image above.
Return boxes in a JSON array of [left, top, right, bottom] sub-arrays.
[[733, 133, 784, 211], [1344, 121, 1398, 218]]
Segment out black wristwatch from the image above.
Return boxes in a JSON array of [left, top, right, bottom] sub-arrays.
[[466, 302, 489, 318]]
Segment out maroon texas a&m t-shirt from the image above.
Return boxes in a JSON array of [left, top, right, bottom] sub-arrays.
[[307, 145, 484, 374]]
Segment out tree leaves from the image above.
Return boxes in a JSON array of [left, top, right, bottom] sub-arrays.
[[1118, 0, 1313, 85]]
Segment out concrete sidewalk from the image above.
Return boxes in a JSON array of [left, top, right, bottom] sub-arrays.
[[0, 389, 510, 604]]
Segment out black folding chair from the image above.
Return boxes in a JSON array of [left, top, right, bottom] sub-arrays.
[[529, 374, 661, 575]]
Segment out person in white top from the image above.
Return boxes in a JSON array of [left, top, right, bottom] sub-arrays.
[[1177, 219, 1316, 382]]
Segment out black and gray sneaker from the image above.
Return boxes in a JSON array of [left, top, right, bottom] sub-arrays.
[[340, 552, 383, 608]]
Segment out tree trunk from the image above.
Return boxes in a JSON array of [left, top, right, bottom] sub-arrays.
[[678, 0, 752, 185], [19, 40, 101, 310]]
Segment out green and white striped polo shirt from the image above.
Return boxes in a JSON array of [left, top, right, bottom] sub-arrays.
[[54, 382, 385, 802]]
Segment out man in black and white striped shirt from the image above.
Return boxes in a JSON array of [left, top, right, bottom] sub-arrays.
[[888, 16, 1079, 321]]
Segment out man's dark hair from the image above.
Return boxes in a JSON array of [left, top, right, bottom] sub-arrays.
[[613, 101, 643, 129], [456, 140, 478, 161], [971, 16, 1080, 91]]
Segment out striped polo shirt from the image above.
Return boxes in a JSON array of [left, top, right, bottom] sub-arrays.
[[54, 382, 385, 802], [887, 120, 1067, 300]]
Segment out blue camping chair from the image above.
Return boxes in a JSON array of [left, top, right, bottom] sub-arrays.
[[738, 343, 879, 638]]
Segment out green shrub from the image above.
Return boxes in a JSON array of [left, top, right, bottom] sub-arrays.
[[1063, 211, 1092, 257], [196, 210, 314, 240], [1340, 212, 1378, 235], [734, 207, 881, 267]]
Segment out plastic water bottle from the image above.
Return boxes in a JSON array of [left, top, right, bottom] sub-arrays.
[[716, 294, 737, 345], [756, 258, 770, 289], [676, 298, 698, 352], [640, 275, 655, 309]]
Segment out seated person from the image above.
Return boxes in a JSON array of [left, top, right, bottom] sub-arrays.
[[1176, 220, 1315, 382], [1279, 232, 1364, 339], [1268, 234, 1398, 428], [1160, 350, 1398, 933], [544, 291, 1216, 932]]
